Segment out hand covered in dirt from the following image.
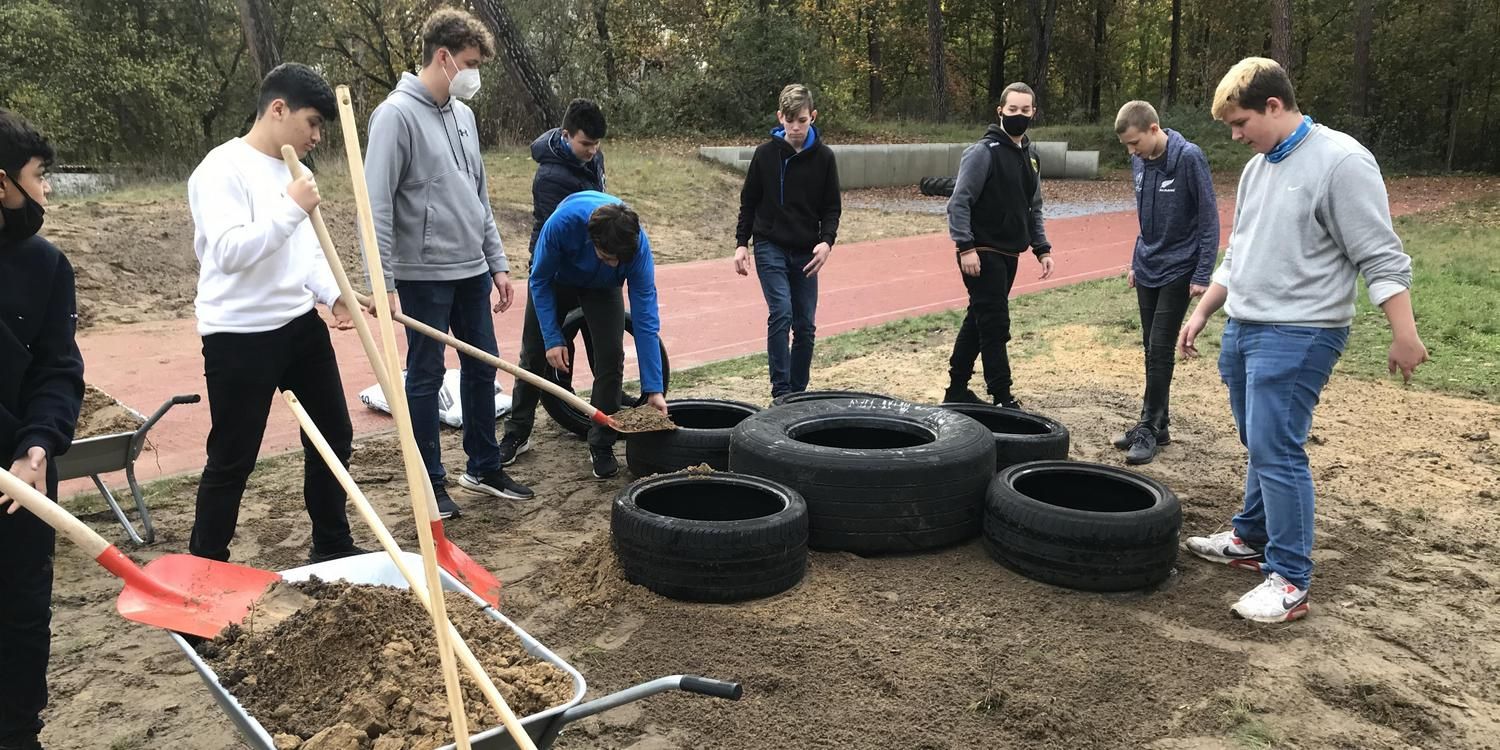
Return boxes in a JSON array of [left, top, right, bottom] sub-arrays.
[[492, 272, 514, 314], [1, 447, 48, 513], [1037, 253, 1055, 280], [1388, 333, 1429, 384], [329, 297, 355, 330], [1189, 283, 1209, 298], [546, 345, 571, 373], [1178, 314, 1208, 359], [287, 173, 320, 214], [645, 392, 668, 415], [959, 249, 981, 277], [804, 242, 832, 277], [733, 246, 751, 276], [1127, 269, 1135, 288]]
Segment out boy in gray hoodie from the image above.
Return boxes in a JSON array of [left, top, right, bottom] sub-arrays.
[[365, 8, 533, 517], [1180, 58, 1427, 624]]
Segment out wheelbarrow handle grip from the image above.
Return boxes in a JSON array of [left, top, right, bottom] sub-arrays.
[[172, 394, 202, 405], [680, 675, 744, 701]]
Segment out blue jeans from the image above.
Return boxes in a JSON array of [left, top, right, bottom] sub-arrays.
[[754, 240, 818, 397], [398, 273, 501, 481], [1218, 320, 1348, 589]]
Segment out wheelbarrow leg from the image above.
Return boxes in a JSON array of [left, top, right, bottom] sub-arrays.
[[537, 675, 742, 746], [91, 472, 152, 545]]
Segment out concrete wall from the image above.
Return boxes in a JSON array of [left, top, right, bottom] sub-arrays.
[[698, 141, 1100, 187]]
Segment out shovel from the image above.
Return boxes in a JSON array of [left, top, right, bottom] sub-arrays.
[[279, 146, 501, 608], [285, 391, 541, 750], [354, 291, 676, 435], [0, 469, 281, 639]]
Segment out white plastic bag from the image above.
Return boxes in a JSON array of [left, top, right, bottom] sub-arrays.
[[359, 368, 512, 428]]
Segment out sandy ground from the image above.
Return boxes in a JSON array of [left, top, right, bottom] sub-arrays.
[[39, 323, 1500, 749]]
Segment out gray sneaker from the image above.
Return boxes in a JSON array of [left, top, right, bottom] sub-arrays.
[[1125, 426, 1160, 465], [458, 469, 536, 501], [1114, 425, 1171, 449]]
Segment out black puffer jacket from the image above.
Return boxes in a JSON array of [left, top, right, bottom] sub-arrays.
[[1, 234, 83, 468], [528, 127, 606, 254]]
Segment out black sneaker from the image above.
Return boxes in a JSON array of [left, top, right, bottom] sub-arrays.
[[590, 446, 620, 479], [432, 481, 462, 519], [307, 542, 371, 564], [1124, 426, 1160, 465], [0, 734, 44, 750], [498, 434, 531, 467], [942, 387, 988, 405], [458, 469, 536, 500], [1113, 425, 1171, 449], [996, 397, 1024, 410]]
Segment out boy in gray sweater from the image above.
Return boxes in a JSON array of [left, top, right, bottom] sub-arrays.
[[1179, 58, 1428, 623], [365, 8, 533, 517]]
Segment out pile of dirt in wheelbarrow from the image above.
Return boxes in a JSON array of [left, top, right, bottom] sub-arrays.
[[197, 579, 574, 749], [74, 384, 145, 439]]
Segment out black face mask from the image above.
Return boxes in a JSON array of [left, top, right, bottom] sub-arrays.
[[1001, 113, 1032, 137], [0, 177, 44, 243]]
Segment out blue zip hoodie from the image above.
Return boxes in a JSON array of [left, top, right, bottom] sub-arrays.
[[531, 191, 664, 393], [1130, 129, 1219, 287]]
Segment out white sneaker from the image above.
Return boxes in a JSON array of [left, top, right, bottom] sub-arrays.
[[1231, 573, 1310, 623], [1184, 529, 1266, 572]]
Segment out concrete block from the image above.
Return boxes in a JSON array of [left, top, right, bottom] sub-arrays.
[[1062, 150, 1100, 179]]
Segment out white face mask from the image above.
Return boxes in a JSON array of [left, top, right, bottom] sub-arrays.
[[442, 51, 482, 100]]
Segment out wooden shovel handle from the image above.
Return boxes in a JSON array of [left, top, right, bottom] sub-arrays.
[[0, 467, 111, 558]]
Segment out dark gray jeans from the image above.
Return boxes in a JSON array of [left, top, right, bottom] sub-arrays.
[[1136, 272, 1193, 432], [506, 284, 626, 448]]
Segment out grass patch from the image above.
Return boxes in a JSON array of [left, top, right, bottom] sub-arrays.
[[1220, 696, 1281, 749]]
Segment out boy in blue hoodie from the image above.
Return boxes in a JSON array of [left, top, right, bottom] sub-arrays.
[[365, 8, 533, 516], [0, 108, 84, 750], [505, 191, 667, 479], [733, 84, 841, 399], [1112, 100, 1219, 464]]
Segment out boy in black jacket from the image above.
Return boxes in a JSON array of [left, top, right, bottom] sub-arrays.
[[945, 82, 1055, 409], [733, 84, 841, 398], [0, 109, 84, 750]]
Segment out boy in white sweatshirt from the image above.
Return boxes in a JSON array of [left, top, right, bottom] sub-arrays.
[[186, 63, 364, 564]]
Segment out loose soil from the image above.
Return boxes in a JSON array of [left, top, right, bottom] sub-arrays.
[[53, 176, 1499, 331], [74, 384, 145, 439], [198, 580, 572, 749], [40, 321, 1500, 748], [611, 406, 677, 433]]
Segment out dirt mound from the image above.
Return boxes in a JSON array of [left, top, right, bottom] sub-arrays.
[[197, 580, 573, 749], [553, 534, 632, 607], [74, 384, 145, 438]]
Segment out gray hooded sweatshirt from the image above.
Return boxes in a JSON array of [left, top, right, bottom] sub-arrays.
[[365, 72, 508, 287]]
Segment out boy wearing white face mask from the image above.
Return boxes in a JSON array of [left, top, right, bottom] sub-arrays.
[[365, 8, 534, 518]]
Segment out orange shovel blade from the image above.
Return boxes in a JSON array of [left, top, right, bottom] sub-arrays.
[[111, 552, 283, 639], [432, 521, 501, 607]]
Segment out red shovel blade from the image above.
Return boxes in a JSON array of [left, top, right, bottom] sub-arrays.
[[102, 549, 283, 639], [432, 521, 502, 607]]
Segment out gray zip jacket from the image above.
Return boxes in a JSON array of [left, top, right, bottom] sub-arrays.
[[365, 72, 508, 287]]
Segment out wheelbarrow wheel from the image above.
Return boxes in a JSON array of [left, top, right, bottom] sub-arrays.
[[612, 472, 808, 602], [541, 309, 670, 437]]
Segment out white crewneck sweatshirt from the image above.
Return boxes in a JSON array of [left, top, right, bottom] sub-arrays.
[[189, 138, 341, 335]]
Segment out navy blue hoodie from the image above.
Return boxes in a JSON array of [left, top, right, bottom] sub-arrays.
[[0, 234, 83, 470], [529, 127, 605, 254], [1130, 128, 1219, 287]]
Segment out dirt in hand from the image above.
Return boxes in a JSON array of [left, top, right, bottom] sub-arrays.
[[197, 580, 573, 749], [74, 384, 145, 439], [611, 406, 676, 433]]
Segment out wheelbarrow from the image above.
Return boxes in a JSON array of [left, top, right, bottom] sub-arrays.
[[169, 551, 743, 749], [54, 394, 201, 545]]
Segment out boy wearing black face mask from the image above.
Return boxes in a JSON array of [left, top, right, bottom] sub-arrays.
[[944, 82, 1054, 409], [0, 109, 85, 750]]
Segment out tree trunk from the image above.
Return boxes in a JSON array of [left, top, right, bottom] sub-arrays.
[[1166, 0, 1181, 106], [1026, 0, 1060, 119], [866, 3, 884, 116], [1351, 0, 1373, 138], [1088, 0, 1109, 121], [472, 0, 561, 131], [233, 0, 281, 78], [987, 0, 1007, 105], [1444, 83, 1461, 170], [927, 0, 949, 121], [1269, 0, 1293, 72], [593, 0, 617, 94]]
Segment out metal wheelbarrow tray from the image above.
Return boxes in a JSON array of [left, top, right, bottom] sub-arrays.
[[169, 551, 742, 749], [54, 393, 200, 545]]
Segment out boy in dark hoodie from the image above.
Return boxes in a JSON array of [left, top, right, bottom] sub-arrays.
[[0, 109, 84, 750], [733, 84, 841, 399], [498, 99, 607, 467], [1112, 100, 1219, 465], [945, 82, 1054, 409]]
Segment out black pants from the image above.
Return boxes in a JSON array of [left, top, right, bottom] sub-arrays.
[[949, 252, 1020, 401], [0, 467, 56, 743], [1136, 273, 1193, 432], [190, 310, 354, 562], [505, 285, 626, 449]]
